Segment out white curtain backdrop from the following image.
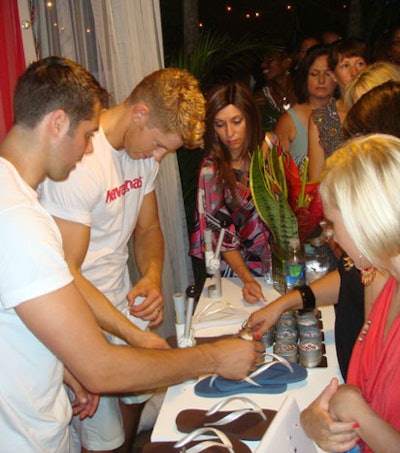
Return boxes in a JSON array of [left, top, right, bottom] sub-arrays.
[[31, 0, 194, 337]]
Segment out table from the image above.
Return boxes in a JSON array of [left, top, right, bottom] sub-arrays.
[[152, 277, 343, 451]]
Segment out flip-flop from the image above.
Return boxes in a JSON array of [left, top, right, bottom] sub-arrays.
[[194, 353, 306, 397], [194, 376, 286, 397], [176, 396, 277, 441], [214, 353, 307, 393], [143, 427, 251, 452]]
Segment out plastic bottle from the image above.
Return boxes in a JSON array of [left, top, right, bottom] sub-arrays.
[[305, 226, 331, 283], [286, 237, 306, 292]]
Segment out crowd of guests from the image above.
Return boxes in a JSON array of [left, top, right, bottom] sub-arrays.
[[189, 24, 400, 453], [2, 21, 400, 453]]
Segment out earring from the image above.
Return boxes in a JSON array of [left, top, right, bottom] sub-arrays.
[[359, 255, 376, 286], [343, 254, 354, 271]]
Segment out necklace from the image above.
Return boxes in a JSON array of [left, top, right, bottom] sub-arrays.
[[266, 82, 294, 111]]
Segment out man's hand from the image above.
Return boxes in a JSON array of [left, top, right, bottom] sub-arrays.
[[64, 368, 99, 420], [206, 337, 265, 380], [126, 276, 163, 327]]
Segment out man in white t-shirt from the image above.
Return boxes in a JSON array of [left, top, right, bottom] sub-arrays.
[[39, 68, 207, 453], [0, 56, 264, 453]]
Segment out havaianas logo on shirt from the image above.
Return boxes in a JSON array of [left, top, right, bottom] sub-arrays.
[[105, 177, 143, 203]]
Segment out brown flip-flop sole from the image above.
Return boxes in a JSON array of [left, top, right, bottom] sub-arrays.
[[176, 408, 277, 441]]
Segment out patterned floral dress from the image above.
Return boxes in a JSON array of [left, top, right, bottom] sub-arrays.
[[311, 97, 343, 158], [190, 155, 271, 277]]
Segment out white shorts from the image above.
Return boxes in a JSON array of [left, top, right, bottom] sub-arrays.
[[69, 391, 153, 450], [69, 331, 153, 450], [70, 395, 124, 451]]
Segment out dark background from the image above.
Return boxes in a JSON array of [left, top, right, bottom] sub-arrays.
[[159, 0, 400, 289], [161, 0, 400, 58]]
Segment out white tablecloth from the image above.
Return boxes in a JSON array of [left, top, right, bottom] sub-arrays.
[[151, 277, 343, 452]]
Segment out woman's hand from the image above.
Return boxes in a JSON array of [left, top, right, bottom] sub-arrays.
[[242, 279, 266, 304], [300, 378, 359, 452], [245, 300, 285, 338]]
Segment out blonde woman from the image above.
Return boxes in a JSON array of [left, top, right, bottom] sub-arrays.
[[344, 60, 400, 108], [302, 134, 400, 453]]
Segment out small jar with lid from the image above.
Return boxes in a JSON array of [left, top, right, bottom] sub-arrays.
[[298, 325, 322, 342], [297, 312, 318, 329], [275, 326, 298, 344], [299, 338, 322, 367], [274, 341, 298, 363]]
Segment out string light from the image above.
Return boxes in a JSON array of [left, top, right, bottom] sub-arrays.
[[46, 1, 53, 7], [226, 6, 232, 12]]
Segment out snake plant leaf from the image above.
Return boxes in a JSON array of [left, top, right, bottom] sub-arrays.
[[250, 146, 298, 253]]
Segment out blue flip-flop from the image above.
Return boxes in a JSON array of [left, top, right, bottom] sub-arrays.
[[194, 353, 307, 398], [195, 375, 287, 397]]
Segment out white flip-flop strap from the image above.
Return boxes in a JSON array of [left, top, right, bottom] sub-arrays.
[[175, 427, 233, 453], [263, 351, 294, 372], [207, 352, 293, 389], [206, 396, 265, 415], [204, 408, 253, 426]]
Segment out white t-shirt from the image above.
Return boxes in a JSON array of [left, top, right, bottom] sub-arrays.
[[0, 158, 74, 452], [40, 127, 158, 311]]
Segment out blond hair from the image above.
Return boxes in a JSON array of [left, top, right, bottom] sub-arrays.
[[320, 134, 400, 266], [125, 68, 205, 149], [344, 61, 400, 109]]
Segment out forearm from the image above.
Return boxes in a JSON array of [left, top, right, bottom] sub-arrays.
[[270, 268, 340, 312], [90, 343, 220, 393], [222, 250, 254, 283], [72, 270, 145, 344], [354, 408, 400, 453], [20, 283, 261, 397], [311, 268, 340, 307], [331, 386, 400, 453], [248, 269, 340, 335], [222, 250, 266, 303], [133, 224, 164, 286]]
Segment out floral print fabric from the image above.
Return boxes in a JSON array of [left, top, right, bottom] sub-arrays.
[[190, 155, 271, 277]]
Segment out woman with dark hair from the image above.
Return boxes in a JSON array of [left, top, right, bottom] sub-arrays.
[[190, 81, 272, 303], [254, 44, 298, 131], [274, 45, 336, 170]]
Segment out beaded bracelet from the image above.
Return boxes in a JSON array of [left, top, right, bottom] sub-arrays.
[[294, 285, 316, 311]]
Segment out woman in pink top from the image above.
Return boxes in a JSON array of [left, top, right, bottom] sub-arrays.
[[301, 134, 400, 452]]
